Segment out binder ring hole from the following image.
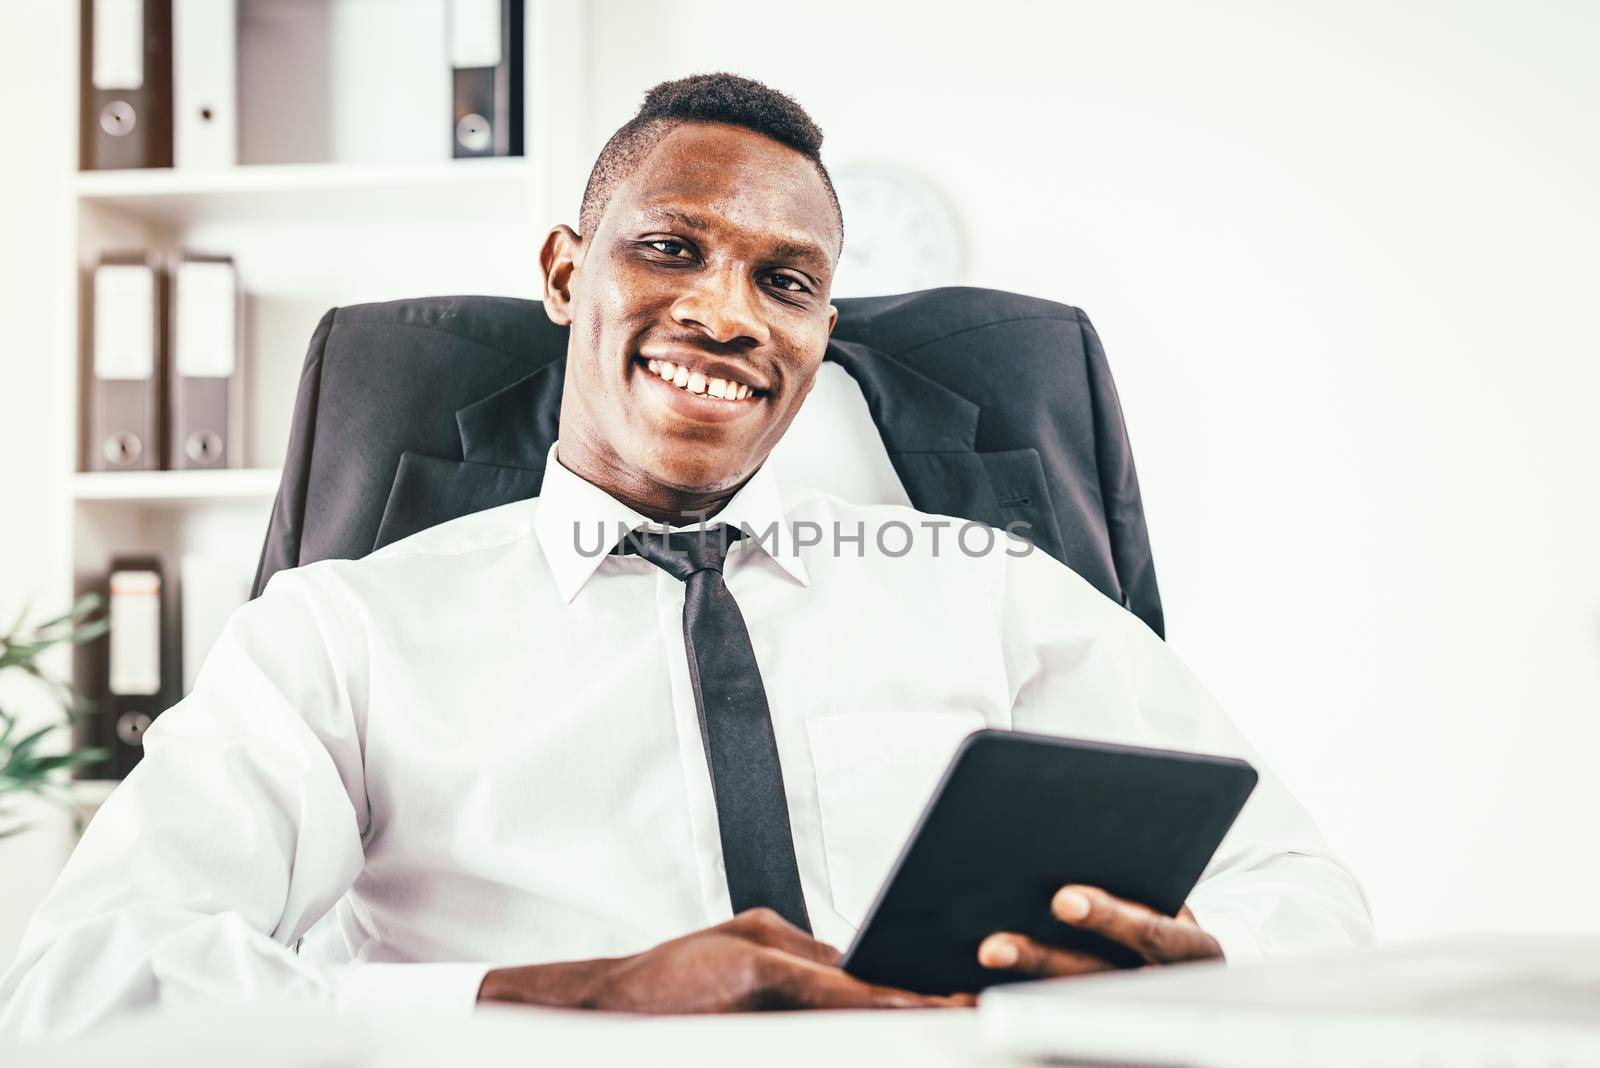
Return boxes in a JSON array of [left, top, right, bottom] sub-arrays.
[[456, 113, 492, 152], [100, 100, 137, 137], [104, 431, 143, 466], [116, 711, 153, 747], [185, 430, 224, 465]]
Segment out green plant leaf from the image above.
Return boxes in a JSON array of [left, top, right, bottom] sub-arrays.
[[1, 596, 108, 669], [0, 642, 48, 671], [62, 592, 107, 622], [4, 599, 31, 637], [69, 616, 111, 644], [3, 636, 74, 669], [12, 753, 95, 776], [2, 598, 113, 793], [4, 725, 55, 762], [27, 594, 98, 633], [15, 660, 54, 683]]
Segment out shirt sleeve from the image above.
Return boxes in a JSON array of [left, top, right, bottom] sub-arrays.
[[0, 566, 491, 1040], [998, 539, 1376, 962]]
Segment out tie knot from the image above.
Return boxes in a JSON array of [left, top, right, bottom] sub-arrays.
[[612, 524, 744, 581]]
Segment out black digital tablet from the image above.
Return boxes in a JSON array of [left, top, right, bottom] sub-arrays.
[[838, 729, 1258, 995]]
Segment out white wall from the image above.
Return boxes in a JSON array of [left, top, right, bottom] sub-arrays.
[[585, 0, 1600, 941], [0, 0, 78, 964], [0, 0, 74, 629]]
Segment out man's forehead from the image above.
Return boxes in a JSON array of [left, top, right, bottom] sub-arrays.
[[612, 124, 840, 261]]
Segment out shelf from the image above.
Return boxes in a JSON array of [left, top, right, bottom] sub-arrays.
[[72, 468, 282, 503], [74, 158, 540, 228], [66, 779, 120, 809]]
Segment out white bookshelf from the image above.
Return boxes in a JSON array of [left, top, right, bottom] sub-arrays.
[[72, 468, 283, 502], [65, 0, 591, 726], [64, 779, 120, 815], [74, 157, 541, 228]]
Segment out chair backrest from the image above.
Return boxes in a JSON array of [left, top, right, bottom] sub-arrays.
[[252, 287, 1165, 636]]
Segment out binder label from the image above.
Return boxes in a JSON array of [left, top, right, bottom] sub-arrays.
[[93, 265, 156, 380], [449, 0, 502, 68], [109, 570, 162, 697], [175, 261, 238, 377], [93, 0, 146, 90]]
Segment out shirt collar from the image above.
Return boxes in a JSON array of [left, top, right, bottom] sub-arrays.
[[532, 442, 810, 604]]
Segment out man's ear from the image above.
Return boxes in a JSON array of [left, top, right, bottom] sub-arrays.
[[826, 303, 838, 337], [540, 224, 582, 326]]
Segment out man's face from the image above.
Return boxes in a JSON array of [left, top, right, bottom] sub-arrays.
[[544, 123, 840, 497]]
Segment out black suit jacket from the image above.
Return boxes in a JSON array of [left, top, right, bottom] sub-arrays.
[[251, 287, 1164, 637]]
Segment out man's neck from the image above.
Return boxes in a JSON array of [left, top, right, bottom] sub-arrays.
[[554, 438, 743, 527]]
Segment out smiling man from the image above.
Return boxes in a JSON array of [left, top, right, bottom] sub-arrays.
[[550, 86, 842, 520], [0, 75, 1372, 1037]]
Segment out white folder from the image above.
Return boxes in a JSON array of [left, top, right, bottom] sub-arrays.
[[173, 0, 237, 169], [180, 553, 253, 694]]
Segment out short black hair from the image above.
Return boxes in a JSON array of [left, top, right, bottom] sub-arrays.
[[578, 72, 843, 248]]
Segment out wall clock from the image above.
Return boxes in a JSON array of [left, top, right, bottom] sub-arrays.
[[829, 166, 964, 298]]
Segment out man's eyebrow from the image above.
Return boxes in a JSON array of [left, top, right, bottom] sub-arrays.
[[643, 208, 718, 233], [767, 239, 832, 274], [637, 208, 832, 274]]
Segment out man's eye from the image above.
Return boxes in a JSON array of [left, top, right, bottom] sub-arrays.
[[648, 239, 694, 259], [762, 272, 808, 293]]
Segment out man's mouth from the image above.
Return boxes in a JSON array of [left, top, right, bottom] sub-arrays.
[[636, 357, 766, 405]]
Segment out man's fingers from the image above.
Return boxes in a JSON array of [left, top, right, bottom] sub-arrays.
[[976, 933, 1117, 978], [794, 975, 974, 1011], [1051, 885, 1220, 963], [764, 950, 973, 1010], [723, 907, 843, 967]]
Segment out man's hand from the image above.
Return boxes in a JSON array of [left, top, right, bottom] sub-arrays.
[[976, 884, 1223, 978], [479, 907, 975, 1013]]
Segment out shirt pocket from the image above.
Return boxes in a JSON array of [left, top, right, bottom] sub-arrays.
[[805, 708, 988, 929]]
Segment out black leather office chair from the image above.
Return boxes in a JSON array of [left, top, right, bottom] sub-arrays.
[[251, 287, 1166, 637]]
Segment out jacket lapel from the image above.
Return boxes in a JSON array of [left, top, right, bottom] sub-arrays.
[[824, 340, 977, 454], [371, 358, 565, 551], [375, 342, 1062, 566], [826, 341, 1065, 563], [456, 355, 566, 468], [374, 453, 546, 550]]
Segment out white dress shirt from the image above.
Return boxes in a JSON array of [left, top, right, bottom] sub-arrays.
[[0, 436, 1373, 1039]]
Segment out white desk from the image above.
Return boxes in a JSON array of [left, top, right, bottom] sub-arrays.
[[2, 1005, 1022, 1067]]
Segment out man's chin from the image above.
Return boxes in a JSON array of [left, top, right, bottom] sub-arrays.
[[632, 439, 758, 501]]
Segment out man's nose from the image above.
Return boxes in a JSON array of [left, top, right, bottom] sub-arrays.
[[670, 265, 770, 348]]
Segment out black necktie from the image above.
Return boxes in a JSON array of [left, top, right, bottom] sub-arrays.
[[613, 524, 811, 933]]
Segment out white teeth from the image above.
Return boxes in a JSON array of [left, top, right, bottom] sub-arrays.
[[643, 359, 759, 401]]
